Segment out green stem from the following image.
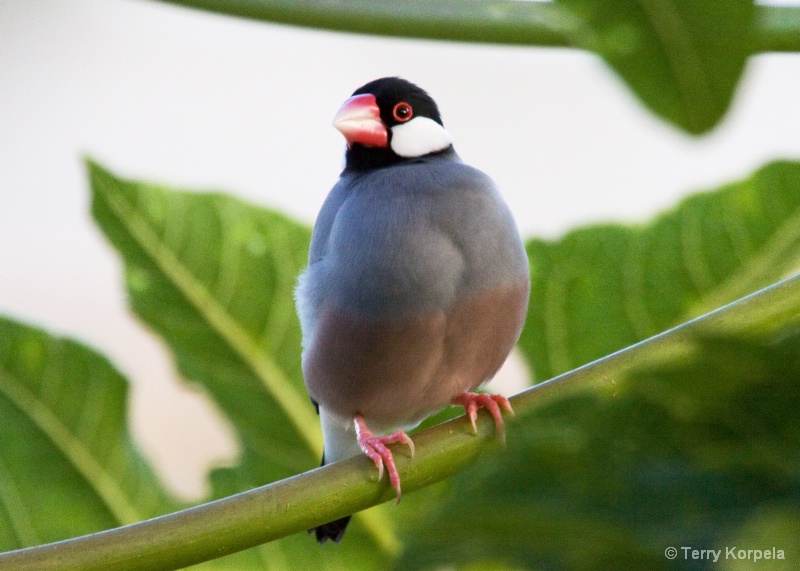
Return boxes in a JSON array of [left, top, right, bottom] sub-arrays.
[[1, 272, 798, 570], [152, 1, 800, 53]]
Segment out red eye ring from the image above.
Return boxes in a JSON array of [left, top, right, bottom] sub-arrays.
[[392, 102, 413, 123]]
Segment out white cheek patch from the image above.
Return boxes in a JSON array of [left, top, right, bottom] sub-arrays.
[[390, 116, 454, 158]]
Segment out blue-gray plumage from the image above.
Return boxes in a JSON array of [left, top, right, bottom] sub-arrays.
[[295, 78, 530, 543]]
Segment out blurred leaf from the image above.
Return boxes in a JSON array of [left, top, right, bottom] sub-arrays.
[[153, 1, 800, 133], [398, 329, 800, 570], [88, 160, 317, 479], [155, 1, 800, 55], [520, 160, 800, 381], [156, 0, 575, 47], [720, 507, 800, 571], [556, 0, 754, 133], [0, 316, 177, 552], [87, 161, 393, 568]]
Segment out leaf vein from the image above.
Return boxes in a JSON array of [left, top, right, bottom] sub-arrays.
[[0, 364, 143, 525], [98, 184, 323, 457], [0, 455, 41, 548]]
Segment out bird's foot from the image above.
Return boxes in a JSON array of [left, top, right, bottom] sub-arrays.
[[353, 415, 415, 503], [452, 392, 515, 445]]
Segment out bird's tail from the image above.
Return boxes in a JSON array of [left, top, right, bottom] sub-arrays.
[[311, 515, 352, 544]]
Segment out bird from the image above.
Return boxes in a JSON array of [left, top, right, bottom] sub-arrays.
[[295, 77, 530, 544]]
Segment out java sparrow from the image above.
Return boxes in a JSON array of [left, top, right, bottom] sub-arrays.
[[295, 77, 530, 543]]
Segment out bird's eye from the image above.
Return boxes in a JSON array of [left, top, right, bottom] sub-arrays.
[[392, 102, 413, 123]]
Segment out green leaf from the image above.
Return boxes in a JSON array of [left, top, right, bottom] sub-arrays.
[[88, 160, 317, 478], [520, 160, 800, 381], [398, 329, 800, 570], [155, 0, 575, 47], [87, 161, 395, 568], [154, 1, 800, 133], [155, 1, 800, 54], [0, 316, 176, 552], [555, 0, 754, 133]]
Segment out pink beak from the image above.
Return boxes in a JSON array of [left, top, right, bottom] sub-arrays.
[[332, 94, 388, 148]]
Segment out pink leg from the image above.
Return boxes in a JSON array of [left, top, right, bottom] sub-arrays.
[[354, 415, 415, 503], [452, 392, 515, 445]]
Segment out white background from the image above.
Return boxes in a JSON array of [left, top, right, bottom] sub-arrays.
[[2, 0, 800, 498]]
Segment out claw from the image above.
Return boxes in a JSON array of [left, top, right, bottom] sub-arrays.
[[452, 392, 515, 445], [354, 415, 415, 503]]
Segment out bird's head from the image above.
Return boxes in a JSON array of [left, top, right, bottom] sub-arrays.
[[333, 77, 454, 171]]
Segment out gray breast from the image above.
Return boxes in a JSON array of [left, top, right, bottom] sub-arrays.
[[300, 156, 528, 322]]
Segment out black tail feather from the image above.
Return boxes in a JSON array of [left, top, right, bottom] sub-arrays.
[[311, 515, 352, 544]]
